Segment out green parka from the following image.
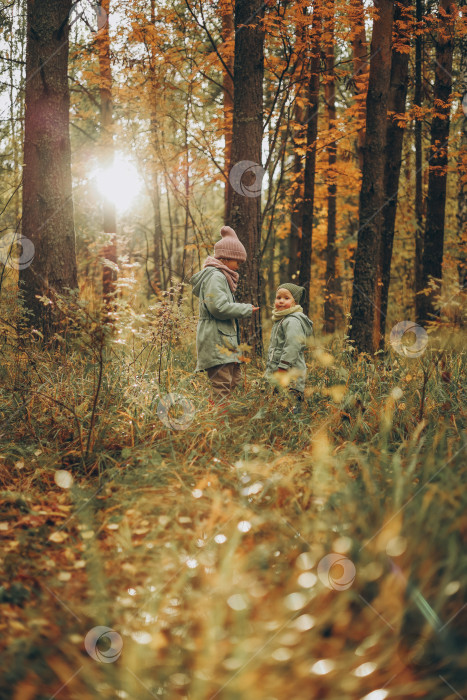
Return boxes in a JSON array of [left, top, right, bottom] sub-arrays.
[[266, 312, 314, 392], [190, 267, 253, 371]]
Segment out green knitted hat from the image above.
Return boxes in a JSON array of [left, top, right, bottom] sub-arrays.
[[276, 283, 306, 305]]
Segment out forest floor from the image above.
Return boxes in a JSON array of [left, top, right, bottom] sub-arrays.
[[0, 326, 466, 700]]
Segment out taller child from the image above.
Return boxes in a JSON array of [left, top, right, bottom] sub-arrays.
[[190, 226, 259, 403]]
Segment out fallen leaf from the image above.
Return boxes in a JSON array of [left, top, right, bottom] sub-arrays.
[[48, 531, 68, 543], [57, 572, 71, 582]]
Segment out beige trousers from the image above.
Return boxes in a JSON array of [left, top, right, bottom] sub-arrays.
[[207, 362, 242, 401]]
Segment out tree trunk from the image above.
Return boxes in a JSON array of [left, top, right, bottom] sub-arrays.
[[8, 0, 24, 229], [164, 175, 174, 286], [323, 0, 342, 334], [349, 0, 395, 355], [288, 132, 304, 281], [20, 0, 77, 335], [151, 176, 163, 292], [417, 0, 456, 325], [288, 12, 307, 281], [229, 0, 265, 355], [378, 0, 411, 346], [179, 85, 191, 304], [288, 134, 304, 280], [220, 0, 234, 222], [298, 0, 321, 315], [414, 0, 425, 309], [149, 0, 163, 293], [349, 0, 368, 171], [96, 0, 117, 314], [457, 0, 467, 302]]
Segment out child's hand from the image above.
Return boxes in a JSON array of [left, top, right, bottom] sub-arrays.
[[252, 306, 260, 312]]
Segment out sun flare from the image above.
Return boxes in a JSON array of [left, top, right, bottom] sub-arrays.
[[93, 154, 142, 212]]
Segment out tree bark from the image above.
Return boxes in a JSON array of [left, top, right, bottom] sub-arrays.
[[298, 0, 321, 315], [288, 121, 304, 281], [288, 120, 304, 281], [349, 0, 368, 171], [414, 0, 425, 309], [378, 0, 411, 346], [457, 0, 467, 301], [20, 0, 77, 335], [323, 0, 342, 334], [151, 176, 164, 291], [149, 0, 162, 293], [349, 0, 395, 355], [220, 0, 234, 222], [8, 0, 24, 228], [288, 11, 307, 280], [417, 0, 456, 325], [95, 0, 117, 314], [229, 0, 265, 355], [179, 83, 191, 304]]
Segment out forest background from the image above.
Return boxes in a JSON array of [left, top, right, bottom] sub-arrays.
[[1, 0, 466, 344], [0, 1, 466, 699]]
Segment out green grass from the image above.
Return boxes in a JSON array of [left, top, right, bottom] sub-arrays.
[[0, 309, 465, 699]]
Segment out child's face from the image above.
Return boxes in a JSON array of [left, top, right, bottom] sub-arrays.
[[275, 288, 295, 310], [220, 259, 240, 272]]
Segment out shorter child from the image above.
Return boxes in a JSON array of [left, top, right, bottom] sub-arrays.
[[265, 283, 314, 412]]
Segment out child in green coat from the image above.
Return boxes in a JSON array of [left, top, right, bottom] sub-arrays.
[[266, 283, 314, 413], [190, 226, 259, 404]]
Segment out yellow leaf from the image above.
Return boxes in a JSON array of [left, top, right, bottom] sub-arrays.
[[313, 348, 334, 367], [374, 512, 403, 552], [326, 385, 347, 402], [48, 531, 68, 543]]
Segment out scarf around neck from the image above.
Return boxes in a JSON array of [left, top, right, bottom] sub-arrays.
[[203, 256, 239, 292], [272, 304, 303, 322]]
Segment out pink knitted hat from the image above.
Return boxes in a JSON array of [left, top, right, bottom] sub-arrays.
[[214, 226, 247, 262]]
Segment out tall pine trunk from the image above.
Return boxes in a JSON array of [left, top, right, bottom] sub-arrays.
[[457, 0, 467, 302], [96, 0, 117, 313], [151, 175, 164, 291], [378, 0, 410, 345], [288, 12, 307, 280], [229, 0, 264, 355], [20, 0, 77, 335], [149, 0, 163, 292], [349, 0, 368, 171], [220, 0, 234, 222], [414, 0, 425, 308], [288, 100, 305, 281], [417, 0, 456, 325], [298, 1, 321, 315], [349, 0, 395, 355], [323, 0, 342, 334]]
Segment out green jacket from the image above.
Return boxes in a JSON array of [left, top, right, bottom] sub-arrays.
[[266, 312, 314, 392], [190, 267, 253, 371]]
